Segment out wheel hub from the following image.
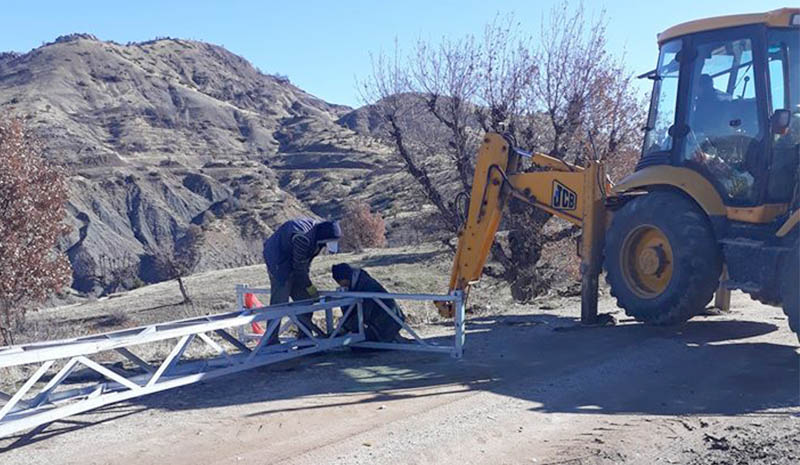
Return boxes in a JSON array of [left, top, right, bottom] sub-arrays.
[[638, 245, 667, 276], [621, 225, 674, 298]]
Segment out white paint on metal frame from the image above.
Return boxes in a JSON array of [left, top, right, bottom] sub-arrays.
[[0, 288, 465, 439]]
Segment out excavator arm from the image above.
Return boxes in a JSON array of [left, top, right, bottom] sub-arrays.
[[436, 133, 609, 324]]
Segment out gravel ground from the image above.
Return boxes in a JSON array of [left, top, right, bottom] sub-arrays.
[[0, 246, 797, 464]]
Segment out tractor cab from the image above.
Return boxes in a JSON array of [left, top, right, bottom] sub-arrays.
[[640, 8, 800, 218]]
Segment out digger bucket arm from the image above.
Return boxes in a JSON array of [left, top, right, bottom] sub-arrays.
[[442, 134, 519, 297], [437, 133, 608, 325]]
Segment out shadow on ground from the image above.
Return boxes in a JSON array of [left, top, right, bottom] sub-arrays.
[[149, 314, 796, 417], [0, 404, 146, 452]]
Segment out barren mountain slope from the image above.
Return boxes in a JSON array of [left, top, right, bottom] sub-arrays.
[[0, 34, 423, 293]]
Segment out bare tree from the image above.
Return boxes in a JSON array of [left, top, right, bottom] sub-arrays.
[[475, 14, 536, 138], [487, 4, 645, 300], [361, 2, 644, 301], [147, 225, 203, 304], [527, 3, 644, 170], [411, 35, 482, 193], [0, 115, 72, 345], [360, 40, 471, 234]]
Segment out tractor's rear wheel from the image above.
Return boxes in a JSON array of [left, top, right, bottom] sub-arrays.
[[780, 243, 799, 340], [605, 190, 722, 325]]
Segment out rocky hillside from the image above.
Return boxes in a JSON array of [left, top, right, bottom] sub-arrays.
[[0, 34, 427, 294]]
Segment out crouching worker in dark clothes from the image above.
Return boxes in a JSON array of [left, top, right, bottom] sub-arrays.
[[263, 218, 341, 343], [331, 263, 407, 345]]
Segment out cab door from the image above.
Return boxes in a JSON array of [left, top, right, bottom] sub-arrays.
[[680, 26, 769, 207], [765, 27, 800, 204]]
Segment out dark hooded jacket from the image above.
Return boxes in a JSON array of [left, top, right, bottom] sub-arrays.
[[338, 265, 405, 343], [262, 217, 322, 282]]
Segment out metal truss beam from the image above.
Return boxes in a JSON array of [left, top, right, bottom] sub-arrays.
[[0, 287, 465, 439]]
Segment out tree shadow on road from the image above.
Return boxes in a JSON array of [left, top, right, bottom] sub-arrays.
[[138, 313, 798, 418], [0, 404, 146, 453]]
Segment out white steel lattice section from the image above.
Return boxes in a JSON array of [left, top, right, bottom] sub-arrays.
[[0, 286, 465, 439]]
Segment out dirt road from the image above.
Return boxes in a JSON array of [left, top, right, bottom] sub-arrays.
[[1, 291, 798, 464]]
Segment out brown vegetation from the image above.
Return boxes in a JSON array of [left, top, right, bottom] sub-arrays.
[[339, 201, 387, 252], [0, 115, 72, 344]]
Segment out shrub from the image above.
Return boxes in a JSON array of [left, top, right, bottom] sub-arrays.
[[339, 201, 386, 252], [95, 253, 138, 295], [0, 115, 72, 345]]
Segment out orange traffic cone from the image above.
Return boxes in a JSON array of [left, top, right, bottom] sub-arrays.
[[244, 293, 265, 334]]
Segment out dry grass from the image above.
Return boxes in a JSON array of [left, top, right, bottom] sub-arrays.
[[18, 240, 581, 346]]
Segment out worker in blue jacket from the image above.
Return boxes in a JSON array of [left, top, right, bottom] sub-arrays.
[[262, 218, 341, 342]]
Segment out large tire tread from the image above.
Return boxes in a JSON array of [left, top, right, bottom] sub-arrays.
[[605, 191, 722, 326], [780, 243, 799, 340]]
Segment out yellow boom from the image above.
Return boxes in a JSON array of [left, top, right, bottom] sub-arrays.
[[435, 133, 609, 323]]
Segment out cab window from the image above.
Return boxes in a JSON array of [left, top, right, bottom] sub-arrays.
[[684, 37, 763, 204], [643, 40, 681, 156]]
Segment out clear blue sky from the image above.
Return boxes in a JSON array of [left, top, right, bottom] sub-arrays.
[[1, 0, 791, 107]]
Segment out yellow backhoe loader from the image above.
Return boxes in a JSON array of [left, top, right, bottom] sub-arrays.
[[437, 8, 800, 339]]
